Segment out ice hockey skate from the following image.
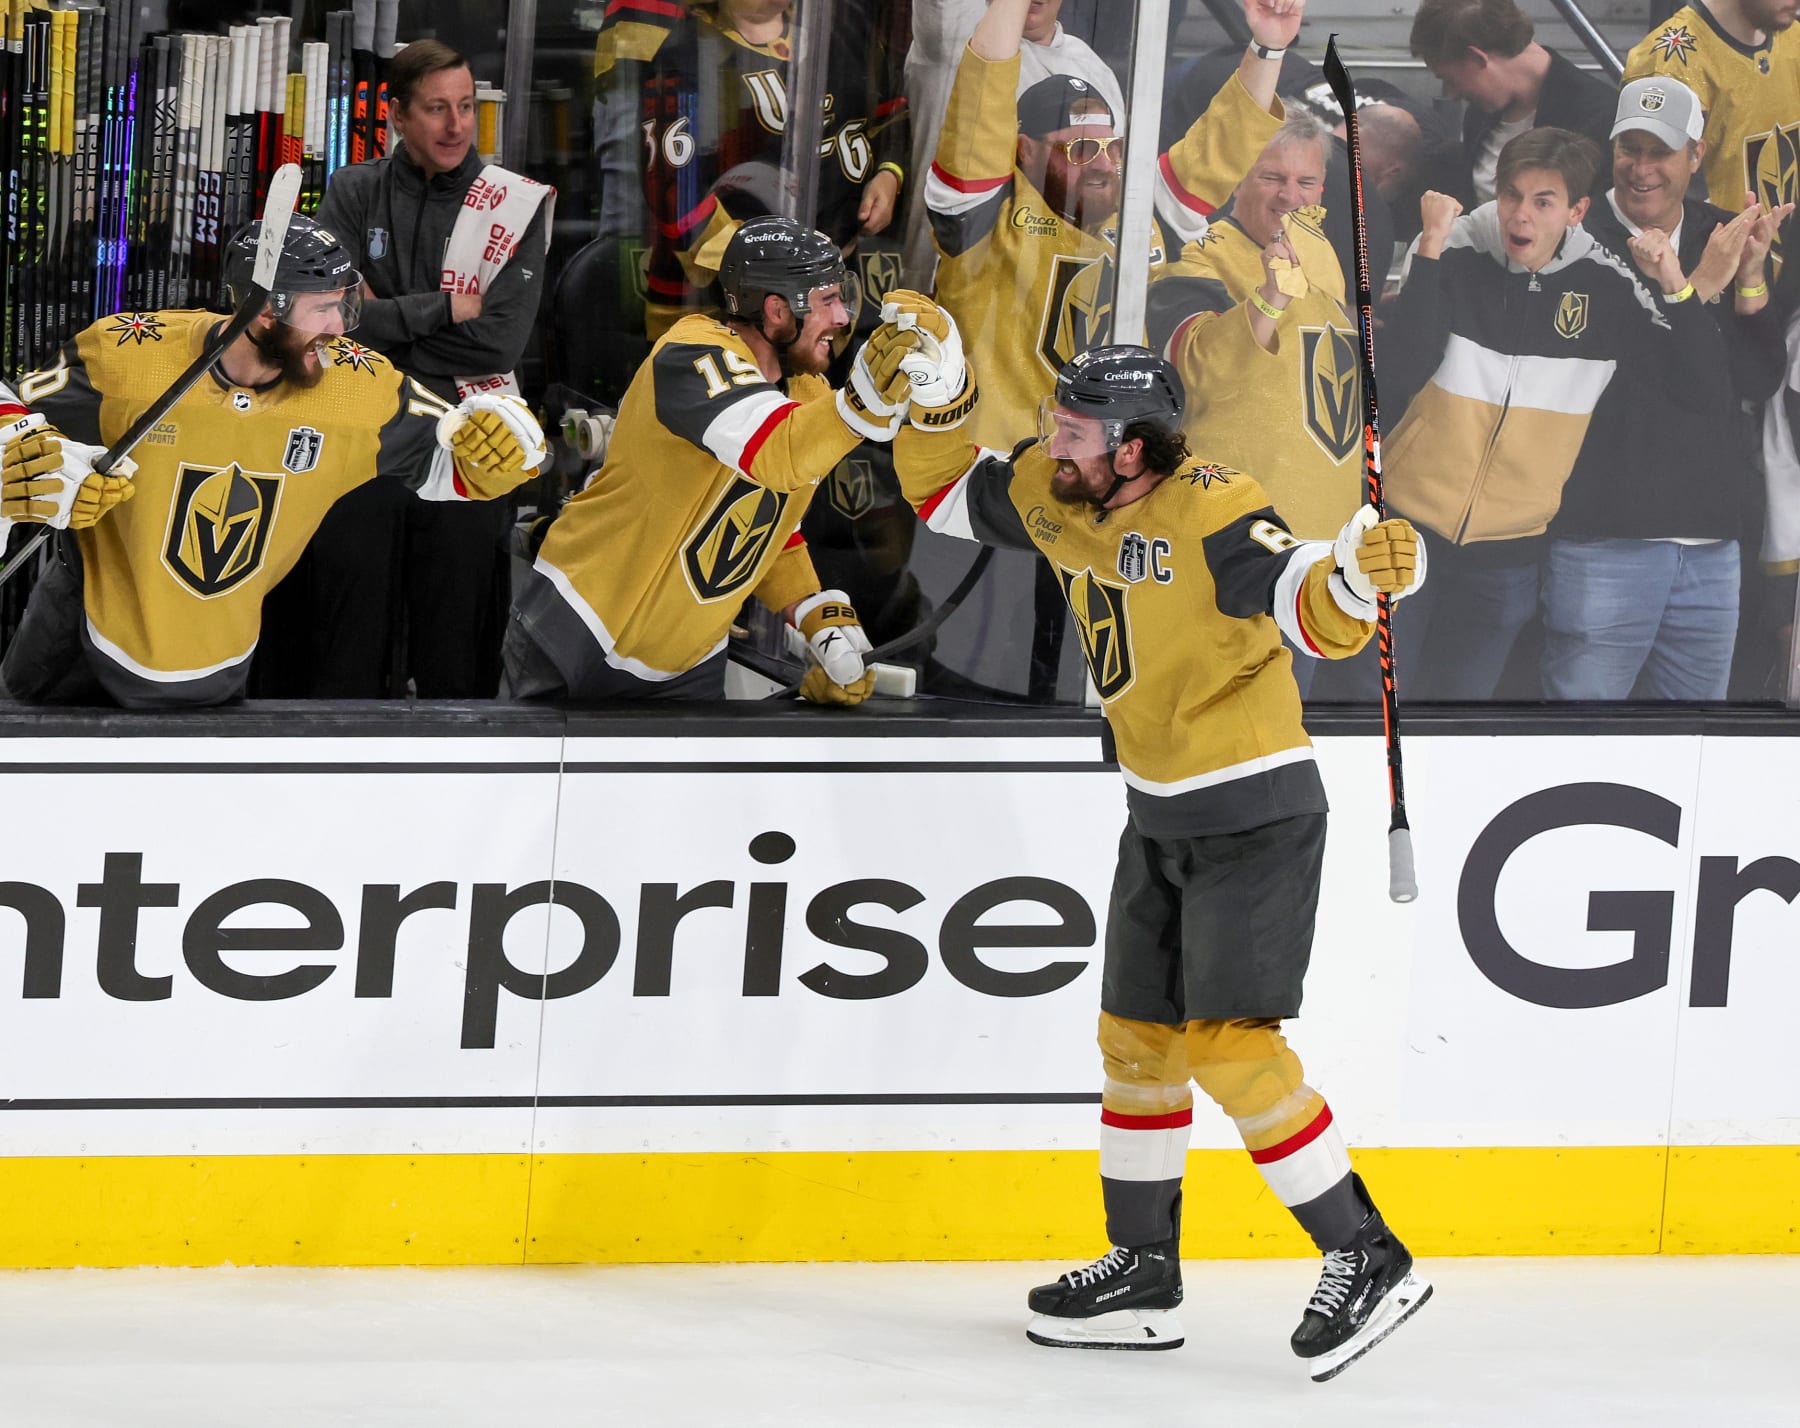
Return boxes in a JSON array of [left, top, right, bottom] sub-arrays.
[[1025, 1240, 1185, 1350], [1290, 1206, 1432, 1381]]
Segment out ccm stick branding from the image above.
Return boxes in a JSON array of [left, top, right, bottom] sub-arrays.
[[0, 832, 1094, 1049]]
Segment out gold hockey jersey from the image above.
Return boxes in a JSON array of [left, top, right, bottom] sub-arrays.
[[1145, 208, 1362, 540], [20, 310, 459, 706], [925, 49, 1281, 450], [516, 313, 858, 690], [894, 422, 1373, 837], [1625, 7, 1800, 270]]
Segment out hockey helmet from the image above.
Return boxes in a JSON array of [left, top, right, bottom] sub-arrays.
[[224, 214, 364, 332], [718, 216, 851, 321], [1039, 345, 1186, 455]]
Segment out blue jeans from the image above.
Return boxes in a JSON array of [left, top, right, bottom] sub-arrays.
[[1541, 538, 1740, 700], [1392, 541, 1541, 701]]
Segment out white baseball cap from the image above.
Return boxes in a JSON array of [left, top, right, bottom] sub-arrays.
[[1611, 78, 1705, 150]]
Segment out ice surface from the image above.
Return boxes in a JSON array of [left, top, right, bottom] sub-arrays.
[[0, 1257, 1791, 1427]]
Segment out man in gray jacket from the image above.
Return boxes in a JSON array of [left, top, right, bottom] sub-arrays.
[[265, 39, 553, 698]]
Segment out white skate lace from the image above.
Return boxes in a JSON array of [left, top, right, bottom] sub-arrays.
[[1064, 1246, 1131, 1289], [1307, 1249, 1360, 1315]]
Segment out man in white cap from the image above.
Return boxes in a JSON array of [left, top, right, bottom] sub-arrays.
[[1543, 77, 1792, 700]]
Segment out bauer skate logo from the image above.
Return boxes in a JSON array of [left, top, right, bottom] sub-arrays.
[[282, 426, 325, 474], [1301, 325, 1361, 463], [1553, 292, 1589, 340], [1057, 564, 1135, 700], [683, 475, 788, 602], [107, 312, 166, 346], [828, 458, 879, 520], [161, 462, 284, 598]]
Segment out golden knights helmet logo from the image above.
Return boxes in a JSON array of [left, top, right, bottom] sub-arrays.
[[1553, 292, 1589, 340], [1748, 124, 1800, 264], [1300, 325, 1361, 463], [683, 475, 789, 602], [1057, 564, 1135, 701], [1038, 253, 1112, 375], [828, 457, 880, 521], [161, 463, 284, 599]]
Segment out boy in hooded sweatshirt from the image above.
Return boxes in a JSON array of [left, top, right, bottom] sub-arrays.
[[1377, 125, 1731, 700]]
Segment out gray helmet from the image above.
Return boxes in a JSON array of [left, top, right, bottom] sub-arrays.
[[1052, 346, 1186, 447], [224, 214, 363, 326], [717, 217, 847, 321]]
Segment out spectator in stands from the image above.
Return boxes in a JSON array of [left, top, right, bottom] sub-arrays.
[[1409, 0, 1614, 205], [1378, 127, 1731, 701], [901, 0, 1126, 288], [1546, 79, 1789, 700], [264, 40, 554, 700]]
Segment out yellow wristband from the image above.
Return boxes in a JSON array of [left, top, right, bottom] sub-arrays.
[[1249, 291, 1286, 322], [877, 161, 905, 186], [1736, 281, 1769, 298], [1664, 283, 1696, 304]]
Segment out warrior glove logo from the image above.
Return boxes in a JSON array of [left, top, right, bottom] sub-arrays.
[[683, 476, 788, 602], [1301, 325, 1361, 463], [162, 463, 284, 598], [1553, 292, 1589, 340], [1057, 564, 1135, 700]]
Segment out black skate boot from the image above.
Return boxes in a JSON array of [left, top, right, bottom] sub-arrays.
[[1290, 1189, 1432, 1381], [1025, 1240, 1184, 1350]]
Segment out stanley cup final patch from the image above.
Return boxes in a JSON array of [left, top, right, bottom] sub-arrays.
[[283, 426, 325, 474], [367, 227, 389, 260]]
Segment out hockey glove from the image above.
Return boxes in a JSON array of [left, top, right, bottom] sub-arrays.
[[1328, 505, 1426, 619], [0, 415, 135, 530], [837, 323, 922, 442], [791, 588, 876, 706], [881, 290, 976, 430], [437, 394, 550, 500]]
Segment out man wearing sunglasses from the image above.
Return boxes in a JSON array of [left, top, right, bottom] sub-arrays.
[[926, 0, 1308, 455], [879, 288, 1431, 1380]]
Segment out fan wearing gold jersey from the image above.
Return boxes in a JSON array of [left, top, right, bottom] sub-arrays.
[[0, 217, 546, 709], [504, 217, 917, 705], [882, 291, 1432, 1381], [925, 0, 1304, 452], [1624, 0, 1800, 273]]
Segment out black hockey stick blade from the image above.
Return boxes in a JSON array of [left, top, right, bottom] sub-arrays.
[[93, 160, 302, 477]]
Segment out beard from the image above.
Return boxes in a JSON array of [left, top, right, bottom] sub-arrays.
[[250, 322, 328, 389], [1049, 457, 1114, 510]]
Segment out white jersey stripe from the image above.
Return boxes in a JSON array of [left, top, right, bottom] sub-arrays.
[[85, 620, 255, 684], [1272, 541, 1333, 655], [1119, 744, 1316, 799], [534, 555, 725, 682], [700, 389, 797, 474]]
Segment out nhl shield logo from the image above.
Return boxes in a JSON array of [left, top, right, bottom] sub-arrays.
[[1301, 326, 1361, 463], [683, 476, 788, 602], [1553, 292, 1589, 340], [367, 227, 389, 260], [283, 426, 325, 473], [1057, 565, 1136, 701], [161, 463, 284, 599]]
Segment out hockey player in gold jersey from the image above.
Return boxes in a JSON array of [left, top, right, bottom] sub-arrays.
[[925, 0, 1305, 452], [1625, 0, 1800, 272], [882, 291, 1432, 1381], [0, 217, 547, 709], [503, 217, 913, 704]]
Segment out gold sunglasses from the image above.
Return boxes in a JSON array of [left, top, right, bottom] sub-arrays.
[[1054, 135, 1125, 166]]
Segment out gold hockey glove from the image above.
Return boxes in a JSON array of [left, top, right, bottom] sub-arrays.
[[1329, 505, 1426, 618], [791, 589, 876, 707], [838, 323, 923, 441], [439, 394, 550, 500], [0, 418, 135, 529], [880, 290, 974, 428]]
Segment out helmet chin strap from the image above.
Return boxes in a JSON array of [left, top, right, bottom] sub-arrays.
[[1088, 453, 1134, 524]]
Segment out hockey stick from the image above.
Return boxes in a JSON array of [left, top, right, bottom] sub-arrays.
[[1322, 36, 1417, 904], [0, 162, 303, 591]]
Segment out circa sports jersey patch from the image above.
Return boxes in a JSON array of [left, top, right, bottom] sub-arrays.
[[107, 312, 166, 345], [1058, 565, 1135, 701], [161, 462, 284, 599], [682, 475, 788, 603], [283, 425, 326, 474], [1649, 25, 1698, 65], [1553, 291, 1589, 340]]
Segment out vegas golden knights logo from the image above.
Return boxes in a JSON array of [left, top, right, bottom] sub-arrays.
[[1038, 254, 1112, 375], [828, 457, 879, 520], [859, 250, 903, 313], [1553, 292, 1589, 340], [1748, 123, 1800, 265], [682, 475, 788, 602], [1057, 565, 1135, 700], [161, 463, 284, 598], [1300, 325, 1360, 463]]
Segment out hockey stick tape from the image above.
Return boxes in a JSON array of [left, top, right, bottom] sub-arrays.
[[436, 393, 549, 471]]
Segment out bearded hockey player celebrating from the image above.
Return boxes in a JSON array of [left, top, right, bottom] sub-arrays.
[[882, 290, 1432, 1381], [0, 216, 546, 708], [504, 217, 916, 705]]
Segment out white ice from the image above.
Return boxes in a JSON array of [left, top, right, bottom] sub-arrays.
[[0, 1257, 1791, 1427]]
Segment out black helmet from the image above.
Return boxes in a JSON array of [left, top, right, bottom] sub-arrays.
[[718, 216, 847, 321], [1050, 346, 1186, 448], [224, 214, 364, 325]]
